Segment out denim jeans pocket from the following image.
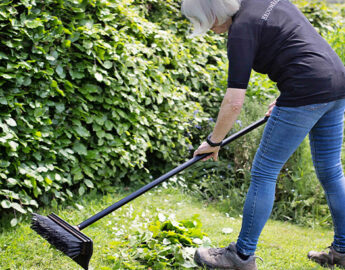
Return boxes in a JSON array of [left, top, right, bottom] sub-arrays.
[[302, 102, 329, 111]]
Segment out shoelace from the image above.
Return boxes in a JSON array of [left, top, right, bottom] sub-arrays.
[[253, 255, 264, 262], [209, 248, 227, 257]]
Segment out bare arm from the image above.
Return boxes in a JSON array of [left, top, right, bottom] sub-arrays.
[[194, 88, 246, 161]]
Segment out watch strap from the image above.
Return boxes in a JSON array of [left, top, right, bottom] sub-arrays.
[[206, 134, 222, 147]]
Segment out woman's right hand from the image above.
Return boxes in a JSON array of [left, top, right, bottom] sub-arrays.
[[266, 100, 276, 116]]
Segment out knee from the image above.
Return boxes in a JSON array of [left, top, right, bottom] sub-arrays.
[[250, 163, 278, 185]]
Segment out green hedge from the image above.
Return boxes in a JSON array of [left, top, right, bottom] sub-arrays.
[[2, 0, 341, 227], [0, 0, 233, 221]]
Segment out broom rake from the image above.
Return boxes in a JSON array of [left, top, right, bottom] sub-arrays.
[[31, 116, 268, 269]]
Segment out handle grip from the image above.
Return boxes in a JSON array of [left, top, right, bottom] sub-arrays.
[[78, 116, 268, 230]]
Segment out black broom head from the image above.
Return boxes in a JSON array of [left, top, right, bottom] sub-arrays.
[[31, 213, 93, 270]]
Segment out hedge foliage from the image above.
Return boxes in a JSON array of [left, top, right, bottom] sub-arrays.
[[0, 0, 233, 221], [1, 0, 343, 227]]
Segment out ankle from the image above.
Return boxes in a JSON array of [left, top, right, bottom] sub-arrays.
[[237, 251, 250, 260], [332, 245, 345, 254]]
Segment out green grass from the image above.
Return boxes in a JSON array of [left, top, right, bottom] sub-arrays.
[[0, 187, 339, 269]]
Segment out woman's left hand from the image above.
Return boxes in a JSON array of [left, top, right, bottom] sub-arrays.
[[193, 142, 220, 161]]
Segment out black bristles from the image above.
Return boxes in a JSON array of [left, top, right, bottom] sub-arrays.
[[31, 213, 82, 257], [31, 213, 93, 270]]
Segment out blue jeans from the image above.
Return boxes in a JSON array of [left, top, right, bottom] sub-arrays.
[[236, 99, 345, 255]]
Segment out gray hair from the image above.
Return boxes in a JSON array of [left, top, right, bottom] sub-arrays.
[[181, 0, 241, 38]]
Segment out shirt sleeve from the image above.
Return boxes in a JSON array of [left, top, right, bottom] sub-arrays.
[[227, 22, 261, 89]]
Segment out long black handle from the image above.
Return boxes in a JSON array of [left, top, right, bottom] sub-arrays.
[[77, 116, 268, 230]]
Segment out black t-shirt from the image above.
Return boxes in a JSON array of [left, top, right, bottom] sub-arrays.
[[227, 0, 345, 107]]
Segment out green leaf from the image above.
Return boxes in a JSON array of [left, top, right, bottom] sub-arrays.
[[66, 189, 73, 198], [95, 72, 103, 82], [51, 80, 58, 88], [0, 51, 9, 59], [103, 61, 112, 69], [84, 179, 94, 188], [73, 142, 87, 155], [1, 74, 15, 79], [79, 185, 85, 196], [81, 84, 101, 94], [44, 176, 52, 185], [56, 103, 65, 113], [1, 200, 11, 208], [83, 40, 93, 49], [5, 118, 16, 127], [10, 218, 18, 227], [8, 141, 18, 151], [72, 167, 83, 181], [56, 64, 66, 78], [74, 126, 90, 138], [11, 202, 27, 214], [7, 178, 18, 186], [25, 18, 43, 28], [0, 96, 7, 105], [64, 39, 71, 48], [0, 160, 10, 168], [30, 200, 39, 208], [55, 88, 66, 97]]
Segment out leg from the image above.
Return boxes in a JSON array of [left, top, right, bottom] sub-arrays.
[[236, 104, 326, 255], [309, 99, 345, 253]]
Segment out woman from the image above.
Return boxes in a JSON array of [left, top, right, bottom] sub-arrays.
[[181, 0, 345, 269]]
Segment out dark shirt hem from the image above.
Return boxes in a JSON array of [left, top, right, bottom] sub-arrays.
[[276, 94, 345, 107], [228, 82, 248, 89]]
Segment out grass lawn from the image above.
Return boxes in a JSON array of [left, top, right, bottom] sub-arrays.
[[0, 187, 339, 269]]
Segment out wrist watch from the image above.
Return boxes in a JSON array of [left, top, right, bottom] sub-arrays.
[[206, 134, 222, 147]]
